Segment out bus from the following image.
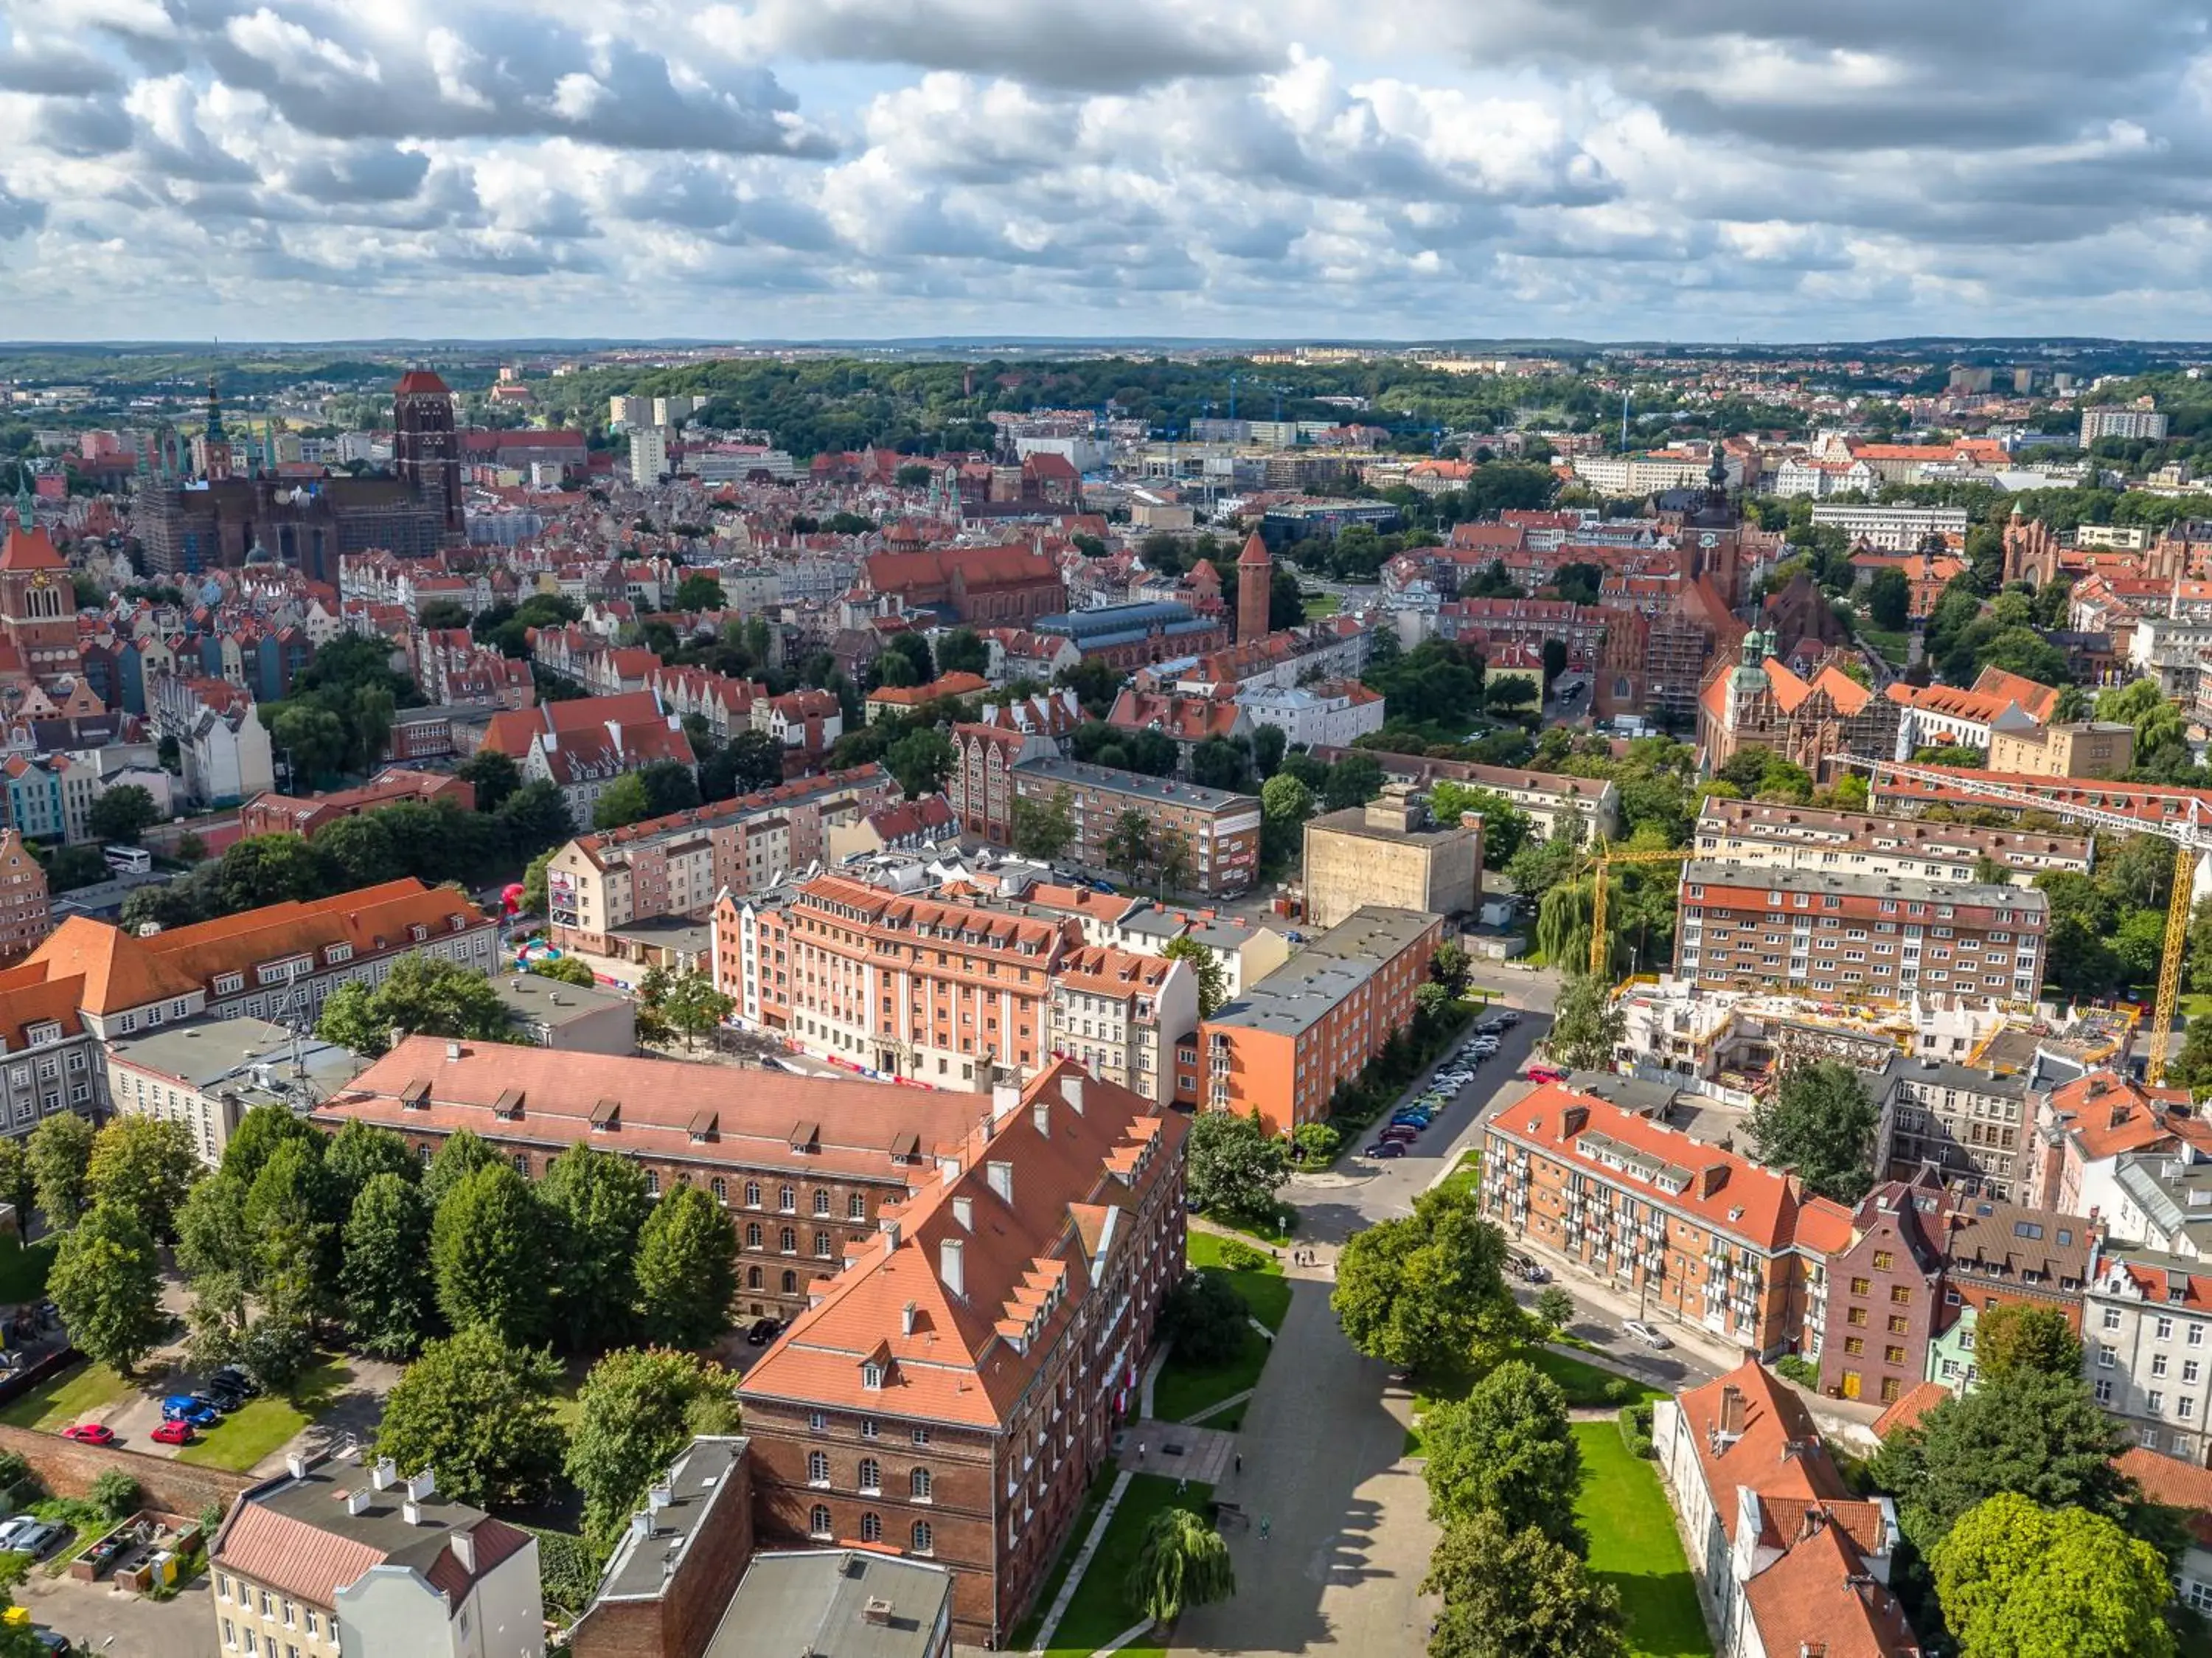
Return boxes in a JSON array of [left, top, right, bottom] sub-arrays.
[[102, 845, 152, 876]]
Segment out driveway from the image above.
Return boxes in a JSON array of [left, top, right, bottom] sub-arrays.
[[17, 1567, 218, 1658]]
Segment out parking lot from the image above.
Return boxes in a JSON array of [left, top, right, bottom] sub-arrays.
[[17, 1565, 218, 1658]]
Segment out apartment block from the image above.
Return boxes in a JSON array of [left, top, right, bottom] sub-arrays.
[[2090, 1243, 2212, 1462], [1043, 947, 1198, 1106], [1301, 791, 1480, 929], [1481, 1083, 1855, 1359], [1674, 861, 2048, 1005], [1869, 1054, 2031, 1201], [737, 1063, 1187, 1646], [1310, 749, 1621, 844], [1986, 720, 2136, 780], [108, 1017, 366, 1167], [1691, 799, 2090, 888], [1007, 758, 1262, 898], [1200, 906, 1441, 1136]]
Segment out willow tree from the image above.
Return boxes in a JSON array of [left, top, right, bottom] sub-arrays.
[[1125, 1506, 1236, 1626]]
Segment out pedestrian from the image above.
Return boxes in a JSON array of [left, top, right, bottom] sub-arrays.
[[1259, 1514, 1271, 1541], [1137, 1441, 1147, 1462], [1234, 1452, 1243, 1474]]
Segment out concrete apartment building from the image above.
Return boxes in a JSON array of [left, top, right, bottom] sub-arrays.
[[543, 766, 896, 957], [313, 1038, 1003, 1323], [1301, 791, 1481, 929], [1480, 1083, 1855, 1360], [1006, 758, 1262, 898], [1312, 749, 1621, 844], [2090, 1244, 2212, 1460], [737, 1063, 1188, 1646], [1200, 906, 1441, 1136], [210, 1453, 542, 1658], [108, 1016, 366, 1167], [2081, 405, 2171, 443], [1674, 861, 2049, 1005], [1009, 883, 1291, 1000], [0, 829, 49, 962], [1869, 1054, 2033, 1201], [1986, 719, 2136, 779], [1043, 946, 1197, 1106], [1806, 502, 1970, 551], [1691, 799, 2091, 888]]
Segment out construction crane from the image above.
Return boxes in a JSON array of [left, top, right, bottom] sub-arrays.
[[1840, 756, 2212, 1083], [1585, 842, 1698, 977]]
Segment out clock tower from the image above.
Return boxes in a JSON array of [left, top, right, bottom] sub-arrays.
[[0, 518, 83, 687]]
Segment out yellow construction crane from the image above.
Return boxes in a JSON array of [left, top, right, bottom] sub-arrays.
[[1843, 757, 2211, 1084], [1586, 842, 1698, 977]]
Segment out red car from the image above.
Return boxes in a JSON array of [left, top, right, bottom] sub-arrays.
[[1526, 1065, 1568, 1086], [150, 1421, 195, 1447], [60, 1423, 114, 1447]]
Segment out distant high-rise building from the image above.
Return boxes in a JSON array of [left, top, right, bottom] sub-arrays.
[[392, 370, 462, 538], [629, 426, 670, 485], [2081, 405, 2171, 444]]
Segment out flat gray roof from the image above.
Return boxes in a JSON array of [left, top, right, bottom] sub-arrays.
[[1867, 1053, 2026, 1097], [108, 1016, 366, 1097], [594, 1437, 748, 1603], [1209, 906, 1437, 1038], [489, 972, 632, 1030], [706, 1549, 953, 1658], [1306, 805, 1475, 846], [1684, 859, 2043, 912], [1014, 755, 1259, 814]]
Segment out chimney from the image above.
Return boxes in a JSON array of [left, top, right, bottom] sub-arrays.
[[1060, 1075, 1085, 1114], [862, 1596, 895, 1627], [344, 1489, 370, 1516], [1560, 1104, 1589, 1137], [388, 1025, 407, 1053], [445, 1040, 462, 1061], [450, 1529, 475, 1575], [1032, 1096, 1051, 1139], [940, 1238, 965, 1299], [407, 1468, 437, 1502], [630, 1510, 650, 1542], [1700, 1163, 1730, 1199], [1717, 1384, 1747, 1440], [403, 1499, 422, 1526], [901, 1301, 917, 1336], [991, 1081, 1021, 1118], [649, 1483, 672, 1513], [987, 1161, 1013, 1204], [371, 1457, 397, 1491], [285, 1453, 307, 1480]]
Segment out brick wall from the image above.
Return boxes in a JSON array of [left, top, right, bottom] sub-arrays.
[[568, 1456, 754, 1658], [0, 1421, 253, 1519]]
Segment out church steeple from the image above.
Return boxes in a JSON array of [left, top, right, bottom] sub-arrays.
[[205, 374, 227, 444], [11, 471, 30, 530]]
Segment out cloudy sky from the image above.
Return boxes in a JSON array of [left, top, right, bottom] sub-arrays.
[[2, 0, 2210, 343]]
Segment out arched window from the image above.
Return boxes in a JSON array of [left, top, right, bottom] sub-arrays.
[[645, 1169, 661, 1196], [810, 1505, 832, 1539], [911, 1520, 933, 1555], [814, 1230, 832, 1258], [782, 1270, 797, 1293], [779, 1184, 796, 1212], [780, 1227, 797, 1254], [745, 1223, 762, 1249], [710, 1177, 727, 1204], [858, 1458, 880, 1494], [807, 1451, 829, 1485], [745, 1181, 761, 1207], [813, 1189, 831, 1216], [509, 1152, 529, 1177], [860, 1513, 882, 1544], [746, 1266, 762, 1290], [910, 1467, 931, 1501], [848, 1193, 866, 1221]]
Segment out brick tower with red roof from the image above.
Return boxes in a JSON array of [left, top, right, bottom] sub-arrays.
[[393, 369, 463, 541], [1237, 528, 1271, 644]]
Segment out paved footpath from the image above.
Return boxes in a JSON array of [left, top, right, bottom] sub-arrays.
[[1169, 1279, 1438, 1657]]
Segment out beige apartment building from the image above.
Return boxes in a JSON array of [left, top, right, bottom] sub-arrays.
[[1691, 799, 2092, 887], [1986, 720, 2135, 780], [1301, 791, 1481, 929], [1043, 946, 1198, 1105]]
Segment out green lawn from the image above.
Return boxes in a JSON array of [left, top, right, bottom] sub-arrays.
[[0, 1362, 133, 1432], [178, 1358, 349, 1471], [1155, 1241, 1290, 1426], [1407, 1345, 1664, 1454], [1573, 1423, 1712, 1657], [1302, 593, 1341, 620], [1038, 1474, 1212, 1658], [2184, 993, 2212, 1022], [1200, 1207, 1298, 1246], [1860, 627, 1909, 666], [1436, 1151, 1482, 1201], [0, 1236, 56, 1305]]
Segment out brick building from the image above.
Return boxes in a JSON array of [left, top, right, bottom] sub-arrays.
[[1480, 1083, 1856, 1360], [0, 828, 49, 962], [1009, 759, 1262, 898], [1674, 861, 2049, 1005], [312, 1038, 1003, 1323], [566, 1437, 754, 1658], [239, 768, 476, 839], [1200, 906, 1440, 1136], [860, 546, 1065, 626], [737, 1062, 1188, 1645]]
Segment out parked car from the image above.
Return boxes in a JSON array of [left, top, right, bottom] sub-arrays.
[[205, 1381, 251, 1411], [209, 1364, 260, 1398], [1380, 1128, 1420, 1145], [11, 1522, 66, 1560], [0, 1518, 36, 1553], [1496, 1010, 1520, 1027], [1391, 1111, 1432, 1128], [1526, 1065, 1568, 1085], [1623, 1319, 1673, 1350], [745, 1317, 782, 1347], [161, 1398, 220, 1428], [27, 1626, 69, 1655], [1363, 1140, 1407, 1158], [1506, 1252, 1551, 1283], [59, 1423, 114, 1447], [150, 1420, 195, 1447]]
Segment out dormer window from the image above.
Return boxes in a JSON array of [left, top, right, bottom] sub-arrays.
[[325, 943, 352, 966], [410, 924, 428, 943], [862, 1362, 884, 1390], [214, 972, 243, 996]]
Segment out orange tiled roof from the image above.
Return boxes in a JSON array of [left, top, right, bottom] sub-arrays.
[[1872, 1380, 1950, 1439], [1739, 1516, 1921, 1658]]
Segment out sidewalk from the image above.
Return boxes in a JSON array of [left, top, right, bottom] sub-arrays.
[[1512, 1235, 1747, 1379]]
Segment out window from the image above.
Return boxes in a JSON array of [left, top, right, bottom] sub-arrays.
[[1889, 1286, 1911, 1305], [2100, 1345, 2117, 1367], [748, 1266, 762, 1289], [807, 1451, 830, 1485], [1843, 1336, 1865, 1356], [262, 1592, 274, 1618], [2154, 1354, 2170, 1378], [223, 1621, 237, 1651], [781, 1227, 797, 1254], [911, 1466, 933, 1500], [745, 1181, 762, 1207], [814, 1190, 831, 1216], [2096, 1377, 2114, 1404], [860, 1512, 882, 1544], [1885, 1345, 1906, 1365], [645, 1169, 661, 1196], [912, 1426, 931, 1446], [863, 1362, 885, 1390], [809, 1411, 827, 1433], [1847, 1307, 1868, 1327], [911, 1519, 933, 1554], [782, 1270, 797, 1293], [746, 1223, 762, 1249], [305, 1614, 318, 1639], [1872, 1251, 1893, 1271], [2194, 1325, 2206, 1347], [2159, 1317, 2177, 1340], [1850, 1277, 1871, 1297], [815, 1230, 832, 1258], [779, 1184, 796, 1211], [1888, 1317, 1909, 1336], [849, 1193, 866, 1221], [2104, 1307, 2124, 1331], [859, 1457, 880, 1494], [282, 1600, 295, 1628], [220, 1575, 232, 1602], [810, 1505, 833, 1539], [712, 1178, 728, 1204], [2150, 1391, 2167, 1414], [2190, 1579, 2212, 1615]]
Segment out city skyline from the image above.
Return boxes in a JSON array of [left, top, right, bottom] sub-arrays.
[[3, 1, 2210, 342]]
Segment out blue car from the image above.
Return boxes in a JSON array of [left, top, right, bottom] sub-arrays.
[[161, 1398, 220, 1427], [1392, 1112, 1432, 1128]]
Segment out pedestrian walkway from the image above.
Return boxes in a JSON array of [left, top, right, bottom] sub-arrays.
[[1027, 1470, 1134, 1657], [1119, 1423, 1237, 1486]]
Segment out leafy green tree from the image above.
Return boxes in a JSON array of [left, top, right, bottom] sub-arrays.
[[660, 971, 735, 1050], [638, 759, 700, 819], [314, 814, 403, 887], [886, 726, 954, 797], [86, 784, 161, 844], [498, 780, 574, 860], [1871, 1368, 2135, 1553], [565, 1348, 740, 1537], [1533, 1286, 1576, 1341], [936, 628, 989, 676], [1423, 1510, 1627, 1658], [540, 1145, 653, 1349], [431, 1163, 553, 1347], [1428, 784, 1529, 867], [1161, 935, 1229, 1017], [343, 1173, 439, 1359], [0, 1137, 32, 1227], [454, 749, 523, 814], [1423, 1360, 1585, 1551], [272, 704, 349, 781], [1932, 1493, 2174, 1658], [375, 1326, 565, 1508], [48, 1201, 167, 1377], [1332, 1185, 1518, 1374], [244, 1137, 341, 1313], [1102, 809, 1155, 884], [27, 1111, 95, 1229], [1973, 1303, 2084, 1384], [83, 1116, 199, 1241], [1158, 1272, 1249, 1367], [1747, 1061, 1878, 1205], [1190, 738, 1253, 792], [673, 572, 725, 612], [633, 1185, 738, 1348], [322, 1120, 417, 1212], [1866, 566, 1913, 630], [1184, 1110, 1287, 1219], [530, 954, 599, 988], [316, 952, 518, 1057], [1124, 1505, 1236, 1626], [1322, 752, 1385, 811], [416, 1130, 498, 1210], [1012, 788, 1076, 861], [1259, 771, 1313, 865], [592, 774, 653, 830], [1545, 974, 1625, 1073]]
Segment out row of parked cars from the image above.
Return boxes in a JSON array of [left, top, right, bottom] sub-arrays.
[[59, 1364, 260, 1453], [1362, 1014, 1520, 1159]]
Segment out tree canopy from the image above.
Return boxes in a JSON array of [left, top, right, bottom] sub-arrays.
[[1332, 1184, 1519, 1373], [1747, 1061, 1878, 1205], [1932, 1494, 2174, 1658], [1423, 1360, 1585, 1552]]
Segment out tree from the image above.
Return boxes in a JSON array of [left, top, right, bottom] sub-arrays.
[[593, 774, 653, 830], [1323, 752, 1384, 811], [27, 1111, 95, 1229], [1423, 1510, 1627, 1658], [1012, 788, 1076, 861], [48, 1201, 167, 1377], [244, 1139, 341, 1317], [1430, 941, 1471, 996], [454, 749, 523, 813], [422, 1128, 501, 1208], [1932, 1493, 2174, 1658], [1102, 809, 1155, 885], [1124, 1505, 1236, 1626], [272, 704, 349, 781], [565, 1348, 740, 1538], [633, 1184, 738, 1348], [530, 955, 598, 988], [638, 759, 700, 819], [322, 1119, 418, 1208], [1545, 974, 1624, 1074], [1867, 566, 1913, 630], [1251, 724, 1287, 779], [1428, 784, 1530, 868], [673, 572, 725, 612], [431, 1163, 553, 1347], [315, 814, 402, 888], [0, 1137, 31, 1227], [375, 1326, 566, 1508], [1423, 1361, 1585, 1550], [1161, 936, 1229, 1018], [540, 1145, 653, 1350], [1158, 1272, 1249, 1367], [1259, 771, 1314, 865], [1332, 1185, 1518, 1374], [660, 971, 735, 1050], [523, 847, 557, 918], [1189, 738, 1252, 793], [86, 784, 160, 845], [1974, 1303, 2084, 1384], [936, 628, 989, 676], [1184, 1110, 1287, 1220], [343, 1173, 439, 1359], [1747, 1061, 1878, 1205], [316, 952, 518, 1057], [1534, 1286, 1576, 1341], [83, 1117, 199, 1242], [886, 726, 954, 798], [499, 780, 574, 860], [1871, 1367, 2135, 1553]]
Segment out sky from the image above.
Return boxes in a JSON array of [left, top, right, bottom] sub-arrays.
[[4, 0, 2212, 344]]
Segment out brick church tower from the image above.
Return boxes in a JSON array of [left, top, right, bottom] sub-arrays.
[[393, 370, 463, 543], [1237, 530, 1271, 645], [0, 515, 82, 687]]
